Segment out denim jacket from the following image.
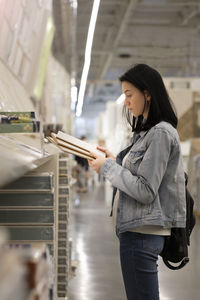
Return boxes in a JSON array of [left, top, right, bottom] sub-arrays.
[[100, 121, 186, 235]]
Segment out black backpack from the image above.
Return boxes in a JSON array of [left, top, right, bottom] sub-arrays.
[[160, 173, 196, 270]]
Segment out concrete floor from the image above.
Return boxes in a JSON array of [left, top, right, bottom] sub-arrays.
[[68, 182, 200, 300]]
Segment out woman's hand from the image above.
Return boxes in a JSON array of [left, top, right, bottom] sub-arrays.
[[89, 146, 115, 173], [88, 153, 107, 173], [96, 146, 116, 160]]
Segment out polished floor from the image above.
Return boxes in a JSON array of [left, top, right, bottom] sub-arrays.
[[68, 182, 200, 300]]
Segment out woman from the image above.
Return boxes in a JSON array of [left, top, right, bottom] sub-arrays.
[[89, 64, 186, 300]]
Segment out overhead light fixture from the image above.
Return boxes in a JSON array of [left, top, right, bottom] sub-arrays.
[[71, 86, 78, 102], [116, 94, 125, 104], [71, 83, 78, 111], [76, 0, 101, 117]]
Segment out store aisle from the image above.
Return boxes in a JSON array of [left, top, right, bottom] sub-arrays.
[[68, 183, 126, 300], [68, 182, 200, 300]]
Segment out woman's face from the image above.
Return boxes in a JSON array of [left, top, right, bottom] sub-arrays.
[[122, 81, 150, 118]]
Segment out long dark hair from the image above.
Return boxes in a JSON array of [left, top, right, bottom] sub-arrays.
[[119, 64, 178, 132]]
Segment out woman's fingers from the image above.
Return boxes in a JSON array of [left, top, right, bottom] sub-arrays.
[[97, 146, 115, 159], [97, 146, 109, 154], [88, 155, 107, 173], [90, 151, 98, 159]]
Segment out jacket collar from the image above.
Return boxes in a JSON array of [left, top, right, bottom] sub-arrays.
[[138, 130, 147, 138]]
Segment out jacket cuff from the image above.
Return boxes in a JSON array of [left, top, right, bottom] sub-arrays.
[[100, 158, 116, 177]]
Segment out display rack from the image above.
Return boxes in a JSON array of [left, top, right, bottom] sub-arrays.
[[0, 132, 73, 299], [0, 133, 60, 299]]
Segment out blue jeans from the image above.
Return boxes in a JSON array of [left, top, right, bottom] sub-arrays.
[[119, 231, 165, 300]]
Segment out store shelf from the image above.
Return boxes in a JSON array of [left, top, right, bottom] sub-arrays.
[[0, 133, 72, 299], [0, 133, 56, 188], [0, 133, 59, 299]]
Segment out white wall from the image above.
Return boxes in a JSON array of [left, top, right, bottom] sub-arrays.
[[0, 58, 35, 112], [0, 0, 53, 114], [164, 77, 200, 118], [74, 117, 97, 140], [97, 101, 131, 155], [0, 0, 52, 94], [42, 53, 72, 132]]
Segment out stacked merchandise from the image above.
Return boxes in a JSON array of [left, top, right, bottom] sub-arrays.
[[57, 153, 71, 299], [0, 172, 55, 297], [0, 112, 40, 133]]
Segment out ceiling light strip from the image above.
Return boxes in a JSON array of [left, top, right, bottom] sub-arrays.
[[76, 0, 101, 117]]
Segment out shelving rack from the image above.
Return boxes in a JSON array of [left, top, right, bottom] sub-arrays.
[[0, 133, 71, 299]]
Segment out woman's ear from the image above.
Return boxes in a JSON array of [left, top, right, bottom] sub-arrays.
[[144, 90, 151, 101]]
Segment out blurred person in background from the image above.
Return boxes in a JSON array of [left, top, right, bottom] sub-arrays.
[[74, 135, 89, 193]]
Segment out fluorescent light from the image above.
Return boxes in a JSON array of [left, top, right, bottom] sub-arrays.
[[76, 0, 101, 117], [71, 86, 78, 103], [71, 85, 78, 110], [71, 77, 77, 110], [116, 93, 125, 104]]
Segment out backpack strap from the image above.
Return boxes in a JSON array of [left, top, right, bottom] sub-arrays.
[[163, 257, 189, 270]]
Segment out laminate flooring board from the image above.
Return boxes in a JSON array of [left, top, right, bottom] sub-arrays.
[[0, 193, 54, 207]]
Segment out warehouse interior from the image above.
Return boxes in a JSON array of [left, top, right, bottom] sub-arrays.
[[0, 0, 200, 299]]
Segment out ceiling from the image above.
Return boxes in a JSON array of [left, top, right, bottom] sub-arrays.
[[52, 0, 200, 119]]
